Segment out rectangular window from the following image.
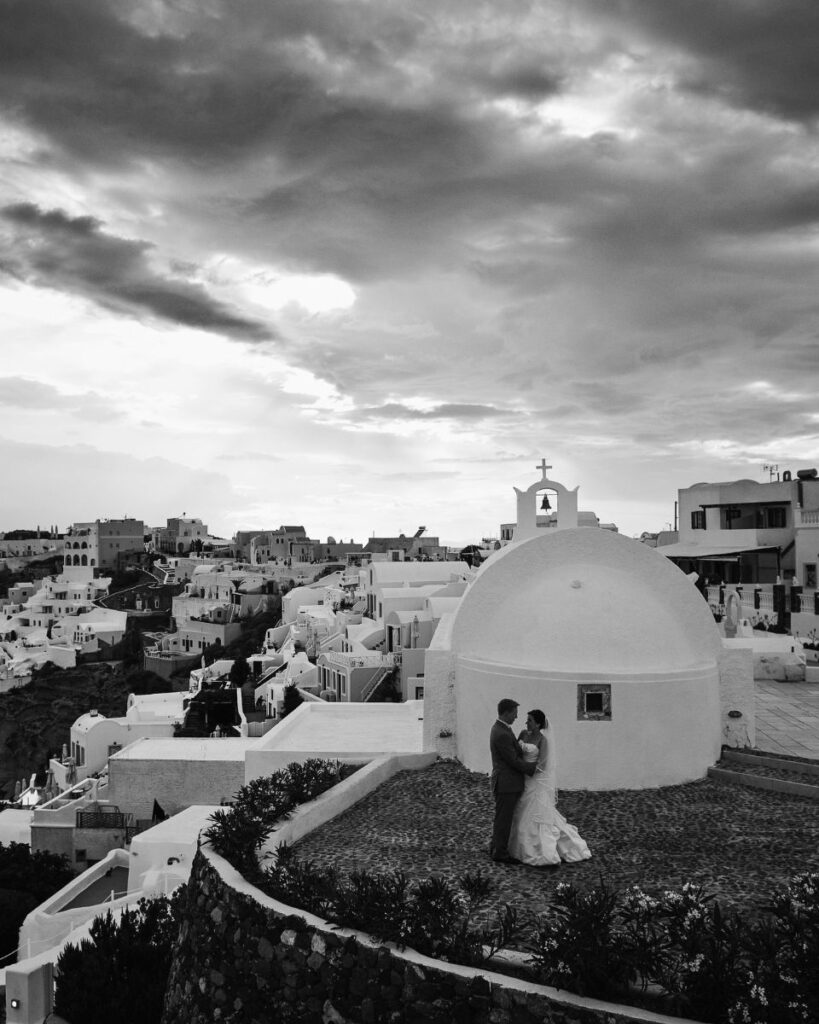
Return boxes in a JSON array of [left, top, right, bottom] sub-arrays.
[[765, 507, 786, 528], [805, 563, 817, 590], [691, 510, 705, 530], [720, 507, 742, 529], [577, 683, 612, 721], [415, 686, 425, 700]]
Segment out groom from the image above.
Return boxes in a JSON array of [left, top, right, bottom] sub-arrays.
[[489, 698, 536, 863]]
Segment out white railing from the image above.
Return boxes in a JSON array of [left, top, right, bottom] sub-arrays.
[[320, 651, 399, 670], [796, 509, 819, 527]]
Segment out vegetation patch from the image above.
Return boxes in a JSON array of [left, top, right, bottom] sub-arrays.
[[203, 758, 360, 879], [54, 892, 183, 1024], [0, 842, 73, 966]]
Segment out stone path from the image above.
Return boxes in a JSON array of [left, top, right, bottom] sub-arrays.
[[293, 759, 819, 930], [290, 675, 819, 937], [755, 670, 819, 757]]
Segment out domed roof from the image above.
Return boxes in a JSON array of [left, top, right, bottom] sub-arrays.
[[450, 528, 721, 674]]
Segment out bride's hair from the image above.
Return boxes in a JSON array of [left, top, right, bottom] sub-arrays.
[[528, 709, 546, 729]]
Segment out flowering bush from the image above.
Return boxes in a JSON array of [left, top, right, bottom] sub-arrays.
[[265, 849, 527, 966], [527, 875, 819, 1023], [529, 877, 624, 997], [726, 873, 819, 1023]]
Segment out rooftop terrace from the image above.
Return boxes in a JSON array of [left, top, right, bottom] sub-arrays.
[[295, 758, 819, 926]]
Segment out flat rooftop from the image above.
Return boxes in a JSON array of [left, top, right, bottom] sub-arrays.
[[112, 737, 253, 761], [251, 701, 425, 755]]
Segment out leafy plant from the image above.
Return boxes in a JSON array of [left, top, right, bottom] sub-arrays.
[[529, 877, 625, 998], [263, 855, 527, 968], [54, 892, 183, 1024], [204, 759, 348, 880]]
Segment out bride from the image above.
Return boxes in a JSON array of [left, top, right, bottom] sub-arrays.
[[508, 709, 591, 867]]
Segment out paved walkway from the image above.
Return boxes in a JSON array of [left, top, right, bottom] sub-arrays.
[[754, 667, 819, 757]]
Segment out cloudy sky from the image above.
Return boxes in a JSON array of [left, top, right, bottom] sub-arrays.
[[2, 0, 818, 544]]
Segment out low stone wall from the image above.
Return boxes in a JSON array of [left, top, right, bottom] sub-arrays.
[[162, 846, 688, 1024]]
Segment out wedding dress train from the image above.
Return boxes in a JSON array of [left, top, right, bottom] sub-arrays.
[[508, 735, 591, 867]]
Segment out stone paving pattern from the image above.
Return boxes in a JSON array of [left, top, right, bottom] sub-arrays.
[[294, 759, 819, 930], [755, 674, 819, 757]]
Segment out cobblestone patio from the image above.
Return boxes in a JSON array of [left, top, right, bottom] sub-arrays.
[[293, 759, 819, 927]]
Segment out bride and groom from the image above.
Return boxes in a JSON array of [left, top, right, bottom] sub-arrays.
[[489, 698, 591, 867]]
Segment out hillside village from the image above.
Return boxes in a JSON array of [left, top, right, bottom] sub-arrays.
[[1, 462, 818, 1022]]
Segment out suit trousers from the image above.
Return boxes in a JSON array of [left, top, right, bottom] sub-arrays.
[[491, 789, 521, 859]]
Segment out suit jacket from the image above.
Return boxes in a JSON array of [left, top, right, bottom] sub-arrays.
[[490, 720, 530, 794]]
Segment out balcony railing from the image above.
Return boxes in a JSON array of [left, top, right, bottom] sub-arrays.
[[77, 809, 130, 829], [796, 509, 819, 527], [320, 651, 400, 670]]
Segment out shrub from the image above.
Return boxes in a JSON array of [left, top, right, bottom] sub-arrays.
[[0, 843, 73, 964], [264, 854, 528, 967], [203, 759, 347, 880], [527, 876, 819, 1023], [54, 892, 182, 1024], [281, 680, 304, 719], [529, 877, 625, 998]]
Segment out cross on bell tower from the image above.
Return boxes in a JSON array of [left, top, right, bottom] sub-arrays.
[[511, 457, 579, 541]]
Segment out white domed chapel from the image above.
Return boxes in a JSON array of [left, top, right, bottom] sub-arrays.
[[422, 462, 744, 789]]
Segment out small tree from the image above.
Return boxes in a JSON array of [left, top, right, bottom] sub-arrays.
[[281, 682, 304, 719], [229, 653, 250, 689]]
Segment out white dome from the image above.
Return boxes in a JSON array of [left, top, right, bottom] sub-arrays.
[[451, 528, 721, 675]]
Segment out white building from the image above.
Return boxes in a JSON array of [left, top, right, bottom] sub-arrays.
[[362, 560, 471, 622], [421, 463, 753, 790], [657, 467, 819, 636]]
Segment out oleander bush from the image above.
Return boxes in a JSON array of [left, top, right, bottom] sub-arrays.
[[203, 758, 356, 879], [265, 844, 527, 966], [528, 875, 819, 1024]]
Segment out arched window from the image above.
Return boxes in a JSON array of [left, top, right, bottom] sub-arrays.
[[90, 558, 96, 566], [73, 555, 80, 566], [81, 555, 87, 566], [64, 555, 71, 564], [81, 541, 87, 549]]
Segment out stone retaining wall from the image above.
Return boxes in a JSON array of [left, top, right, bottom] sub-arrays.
[[161, 846, 686, 1024]]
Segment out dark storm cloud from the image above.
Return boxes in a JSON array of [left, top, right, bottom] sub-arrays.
[[0, 203, 272, 340], [0, 0, 490, 169], [588, 0, 819, 122], [0, 0, 575, 284]]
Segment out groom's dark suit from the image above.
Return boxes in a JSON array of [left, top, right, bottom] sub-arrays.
[[489, 719, 533, 861]]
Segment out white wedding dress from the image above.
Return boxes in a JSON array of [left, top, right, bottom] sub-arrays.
[[508, 732, 592, 867]]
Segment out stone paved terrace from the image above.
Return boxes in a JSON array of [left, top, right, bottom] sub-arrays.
[[292, 676, 819, 933], [294, 759, 819, 931], [755, 672, 819, 757]]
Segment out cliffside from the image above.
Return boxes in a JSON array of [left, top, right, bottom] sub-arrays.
[[0, 664, 171, 798]]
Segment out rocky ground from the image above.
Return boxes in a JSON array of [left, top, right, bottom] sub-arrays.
[[294, 759, 819, 926]]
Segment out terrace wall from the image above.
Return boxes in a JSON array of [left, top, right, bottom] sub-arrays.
[[162, 846, 687, 1024]]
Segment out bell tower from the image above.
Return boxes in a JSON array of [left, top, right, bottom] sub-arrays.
[[512, 458, 579, 541]]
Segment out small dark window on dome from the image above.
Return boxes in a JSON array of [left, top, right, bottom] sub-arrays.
[[585, 691, 604, 714], [577, 683, 611, 721]]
